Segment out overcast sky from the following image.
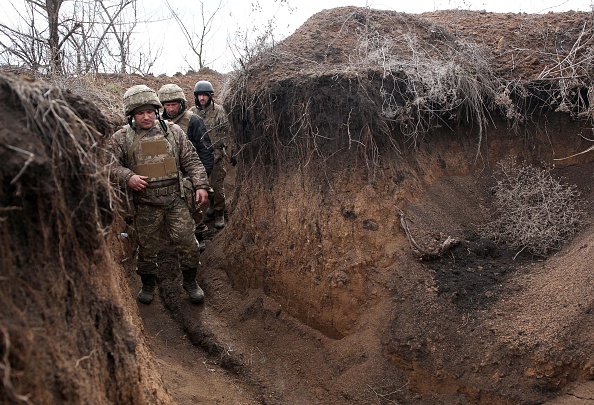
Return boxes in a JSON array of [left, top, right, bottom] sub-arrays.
[[139, 0, 593, 75], [2, 0, 592, 75]]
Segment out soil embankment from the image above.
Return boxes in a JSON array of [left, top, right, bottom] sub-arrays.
[[2, 7, 594, 405]]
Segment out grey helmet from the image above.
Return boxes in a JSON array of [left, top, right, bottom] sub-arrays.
[[158, 84, 187, 103], [123, 85, 162, 116], [158, 83, 187, 117], [193, 80, 214, 96]]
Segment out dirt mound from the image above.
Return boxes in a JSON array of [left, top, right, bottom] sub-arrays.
[[201, 7, 594, 404], [0, 73, 173, 404], [254, 7, 594, 82], [3, 6, 594, 405]]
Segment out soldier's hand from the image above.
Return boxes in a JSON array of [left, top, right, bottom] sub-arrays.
[[195, 188, 209, 206], [128, 175, 149, 191]]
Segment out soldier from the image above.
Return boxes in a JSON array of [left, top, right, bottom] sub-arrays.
[[108, 84, 210, 305], [158, 83, 214, 252], [190, 80, 234, 229]]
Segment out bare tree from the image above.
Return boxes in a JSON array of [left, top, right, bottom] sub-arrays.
[[164, 0, 224, 70], [226, 0, 294, 70], [101, 0, 137, 73], [0, 0, 143, 75], [0, 3, 46, 70], [228, 18, 278, 70]]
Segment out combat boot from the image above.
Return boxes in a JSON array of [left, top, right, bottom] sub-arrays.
[[196, 232, 206, 252], [214, 210, 225, 229], [137, 274, 156, 304], [182, 268, 204, 304]]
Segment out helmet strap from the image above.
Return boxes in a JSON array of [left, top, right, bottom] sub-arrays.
[[156, 110, 169, 135]]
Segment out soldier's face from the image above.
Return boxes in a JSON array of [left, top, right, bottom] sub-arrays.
[[163, 101, 181, 117], [197, 93, 210, 107], [133, 109, 155, 130]]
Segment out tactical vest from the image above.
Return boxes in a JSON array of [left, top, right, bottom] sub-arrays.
[[125, 122, 179, 184], [172, 110, 193, 134]]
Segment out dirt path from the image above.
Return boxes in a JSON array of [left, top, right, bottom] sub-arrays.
[[136, 280, 261, 405], [127, 230, 409, 404]]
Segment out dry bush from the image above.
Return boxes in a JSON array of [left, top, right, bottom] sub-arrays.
[[480, 158, 586, 257], [50, 73, 127, 126]]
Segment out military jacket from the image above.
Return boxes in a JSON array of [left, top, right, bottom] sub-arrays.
[[165, 110, 214, 175], [190, 102, 231, 161], [108, 120, 209, 205], [170, 109, 192, 134]]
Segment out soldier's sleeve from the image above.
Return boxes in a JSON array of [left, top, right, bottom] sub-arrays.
[[106, 130, 135, 189], [188, 115, 214, 175], [175, 126, 209, 190]]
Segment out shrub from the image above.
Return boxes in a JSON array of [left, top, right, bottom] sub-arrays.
[[481, 158, 585, 257]]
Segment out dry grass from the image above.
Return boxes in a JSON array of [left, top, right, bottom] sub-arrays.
[[224, 8, 594, 176], [354, 16, 500, 154]]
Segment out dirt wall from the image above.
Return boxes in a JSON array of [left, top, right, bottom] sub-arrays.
[[0, 73, 173, 405]]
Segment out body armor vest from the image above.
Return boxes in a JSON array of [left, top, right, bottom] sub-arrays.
[[126, 123, 179, 183], [172, 110, 193, 134]]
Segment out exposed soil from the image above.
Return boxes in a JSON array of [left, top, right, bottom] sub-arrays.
[[116, 8, 594, 405], [3, 6, 594, 405], [113, 7, 594, 405]]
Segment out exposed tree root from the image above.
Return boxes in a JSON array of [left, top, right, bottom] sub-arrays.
[[397, 208, 459, 261]]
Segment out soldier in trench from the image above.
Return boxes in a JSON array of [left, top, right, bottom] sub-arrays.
[[158, 83, 214, 252], [189, 80, 236, 229], [107, 84, 210, 305]]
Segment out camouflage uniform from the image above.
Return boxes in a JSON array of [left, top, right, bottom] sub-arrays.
[[108, 121, 209, 277], [165, 109, 214, 173], [159, 84, 214, 240], [189, 101, 230, 214]]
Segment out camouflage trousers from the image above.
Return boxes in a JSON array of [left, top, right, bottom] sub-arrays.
[[134, 196, 200, 275], [193, 158, 226, 234], [210, 157, 227, 212]]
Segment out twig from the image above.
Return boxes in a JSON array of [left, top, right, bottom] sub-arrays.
[[0, 207, 23, 212], [0, 327, 32, 404], [75, 349, 97, 368], [553, 144, 594, 161], [2, 144, 35, 185]]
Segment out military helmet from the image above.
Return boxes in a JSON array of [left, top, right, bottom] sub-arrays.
[[123, 85, 162, 116], [193, 80, 215, 96], [157, 83, 187, 103]]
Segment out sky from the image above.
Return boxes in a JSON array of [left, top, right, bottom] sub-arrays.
[[139, 0, 594, 75], [1, 0, 592, 75]]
